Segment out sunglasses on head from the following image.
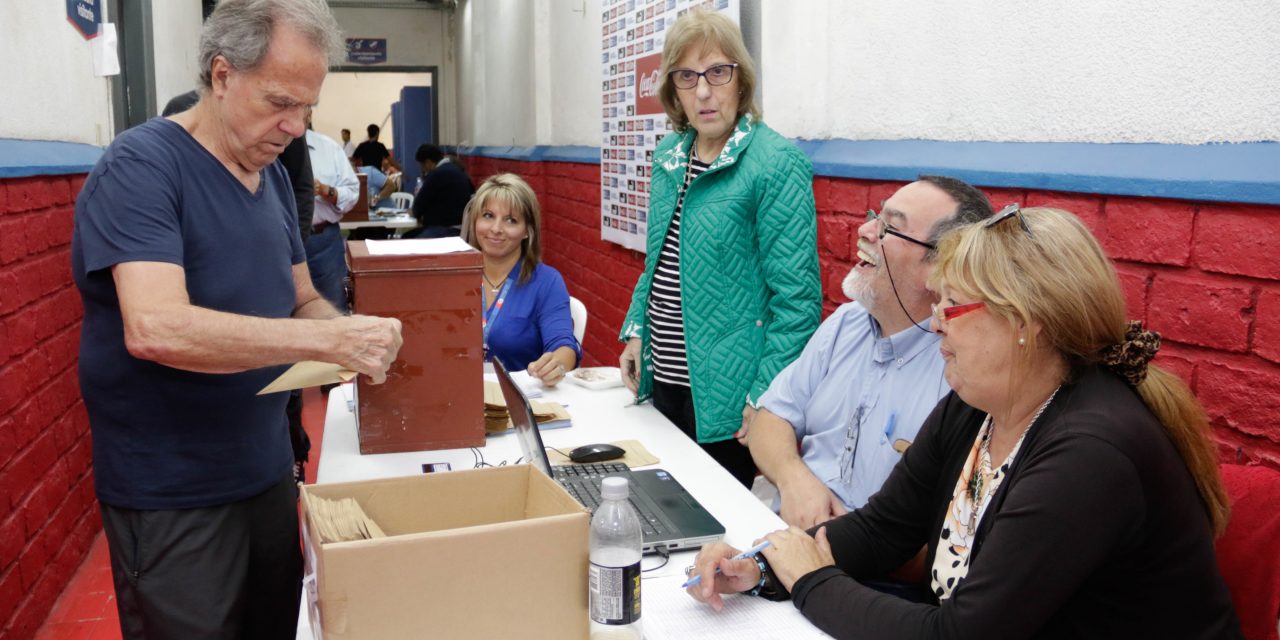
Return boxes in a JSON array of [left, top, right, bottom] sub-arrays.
[[985, 203, 1033, 238]]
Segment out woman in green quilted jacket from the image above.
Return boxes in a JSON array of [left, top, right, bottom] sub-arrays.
[[618, 9, 821, 488]]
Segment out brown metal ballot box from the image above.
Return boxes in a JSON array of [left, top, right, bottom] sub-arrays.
[[346, 241, 485, 453]]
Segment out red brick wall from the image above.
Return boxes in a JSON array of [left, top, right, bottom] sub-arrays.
[[0, 175, 99, 638], [462, 156, 1280, 470]]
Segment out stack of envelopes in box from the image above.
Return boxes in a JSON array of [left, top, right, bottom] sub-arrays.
[[482, 381, 572, 434], [307, 495, 386, 543]]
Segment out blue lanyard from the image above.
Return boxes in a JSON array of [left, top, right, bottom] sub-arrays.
[[481, 276, 515, 349]]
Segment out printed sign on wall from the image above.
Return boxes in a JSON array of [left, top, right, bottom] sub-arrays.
[[66, 0, 102, 40], [600, 0, 739, 252], [346, 38, 388, 65]]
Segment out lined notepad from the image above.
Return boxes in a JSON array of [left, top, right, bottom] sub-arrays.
[[640, 574, 833, 639]]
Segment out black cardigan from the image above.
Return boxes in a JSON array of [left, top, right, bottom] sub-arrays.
[[786, 367, 1241, 639]]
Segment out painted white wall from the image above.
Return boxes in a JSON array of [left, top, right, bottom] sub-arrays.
[[454, 0, 535, 146], [150, 1, 204, 114], [454, 0, 600, 147], [454, 0, 1279, 147], [761, 0, 1280, 144], [329, 6, 458, 144], [0, 3, 114, 145], [544, 0, 601, 146], [10, 0, 1275, 149]]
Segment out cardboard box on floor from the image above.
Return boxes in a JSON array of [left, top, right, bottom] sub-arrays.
[[301, 465, 590, 639]]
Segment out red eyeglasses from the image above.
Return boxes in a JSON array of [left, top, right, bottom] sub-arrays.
[[931, 301, 986, 325]]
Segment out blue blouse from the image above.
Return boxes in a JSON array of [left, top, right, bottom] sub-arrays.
[[485, 261, 582, 372]]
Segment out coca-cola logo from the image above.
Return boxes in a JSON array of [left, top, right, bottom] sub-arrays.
[[638, 70, 661, 99], [633, 53, 664, 116]]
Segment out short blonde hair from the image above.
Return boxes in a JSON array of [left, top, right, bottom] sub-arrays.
[[931, 207, 1229, 535], [461, 173, 542, 284], [658, 9, 760, 133]]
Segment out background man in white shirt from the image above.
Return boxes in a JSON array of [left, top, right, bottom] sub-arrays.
[[305, 114, 360, 309]]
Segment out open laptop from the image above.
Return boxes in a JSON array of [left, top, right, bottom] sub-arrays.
[[493, 360, 725, 554]]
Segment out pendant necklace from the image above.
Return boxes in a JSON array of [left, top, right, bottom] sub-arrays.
[[482, 272, 503, 293], [966, 385, 1061, 534]]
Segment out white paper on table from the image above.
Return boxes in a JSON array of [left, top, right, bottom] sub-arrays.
[[365, 236, 473, 256], [92, 23, 121, 76], [640, 574, 833, 639], [482, 369, 543, 398]]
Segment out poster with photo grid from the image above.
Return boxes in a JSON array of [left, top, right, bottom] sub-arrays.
[[600, 0, 740, 252]]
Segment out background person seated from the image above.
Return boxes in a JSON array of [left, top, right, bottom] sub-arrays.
[[463, 173, 580, 385], [405, 143, 475, 238], [375, 156, 403, 208], [687, 206, 1242, 639], [744, 176, 991, 529], [357, 155, 403, 211]]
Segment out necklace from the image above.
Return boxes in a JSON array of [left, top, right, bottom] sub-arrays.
[[482, 272, 504, 293], [965, 385, 1061, 532]]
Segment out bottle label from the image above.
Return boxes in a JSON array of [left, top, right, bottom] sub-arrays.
[[589, 560, 642, 625]]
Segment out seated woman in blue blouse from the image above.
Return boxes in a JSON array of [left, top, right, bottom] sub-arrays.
[[463, 173, 581, 385]]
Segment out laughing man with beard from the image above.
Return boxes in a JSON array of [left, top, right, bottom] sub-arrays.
[[739, 176, 992, 534]]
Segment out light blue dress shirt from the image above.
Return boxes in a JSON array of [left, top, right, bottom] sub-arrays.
[[758, 302, 950, 511]]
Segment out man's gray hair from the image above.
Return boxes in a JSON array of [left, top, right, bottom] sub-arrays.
[[198, 0, 345, 89], [918, 174, 994, 261]]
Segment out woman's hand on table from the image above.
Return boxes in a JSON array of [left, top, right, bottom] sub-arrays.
[[619, 338, 641, 394], [685, 541, 762, 611], [527, 352, 568, 386], [761, 526, 835, 592]]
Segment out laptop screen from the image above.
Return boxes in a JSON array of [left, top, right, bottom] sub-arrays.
[[492, 359, 554, 476]]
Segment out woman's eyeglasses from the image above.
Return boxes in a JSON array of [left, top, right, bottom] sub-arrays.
[[866, 209, 936, 251], [986, 203, 1033, 238], [931, 301, 985, 326], [668, 63, 739, 90]]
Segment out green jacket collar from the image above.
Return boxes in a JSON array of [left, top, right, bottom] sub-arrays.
[[655, 114, 757, 176]]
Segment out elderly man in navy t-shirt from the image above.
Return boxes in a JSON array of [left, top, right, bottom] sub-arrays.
[[70, 1, 403, 637]]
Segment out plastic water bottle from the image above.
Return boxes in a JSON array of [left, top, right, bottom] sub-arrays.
[[589, 477, 643, 639]]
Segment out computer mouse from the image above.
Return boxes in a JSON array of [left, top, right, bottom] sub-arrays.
[[568, 443, 626, 464]]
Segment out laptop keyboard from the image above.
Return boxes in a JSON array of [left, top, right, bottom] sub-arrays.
[[553, 464, 667, 539]]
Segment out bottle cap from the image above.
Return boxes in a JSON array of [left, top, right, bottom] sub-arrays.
[[600, 476, 629, 500]]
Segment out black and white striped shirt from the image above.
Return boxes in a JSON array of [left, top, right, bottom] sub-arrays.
[[647, 155, 711, 387]]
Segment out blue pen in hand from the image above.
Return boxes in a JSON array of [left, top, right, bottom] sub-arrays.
[[680, 541, 772, 589]]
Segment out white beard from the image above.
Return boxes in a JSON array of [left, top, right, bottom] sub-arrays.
[[842, 266, 877, 307]]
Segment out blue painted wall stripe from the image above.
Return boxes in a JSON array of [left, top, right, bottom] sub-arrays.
[[461, 139, 1280, 205], [0, 139, 104, 178], [6, 137, 1274, 205], [458, 144, 600, 165]]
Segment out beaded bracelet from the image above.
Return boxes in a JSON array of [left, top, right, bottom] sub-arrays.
[[747, 557, 769, 597]]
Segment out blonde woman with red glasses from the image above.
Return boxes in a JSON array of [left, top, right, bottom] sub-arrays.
[[686, 206, 1240, 639]]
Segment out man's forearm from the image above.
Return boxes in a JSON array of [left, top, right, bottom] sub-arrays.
[[748, 409, 813, 486], [294, 295, 343, 320], [126, 303, 339, 373]]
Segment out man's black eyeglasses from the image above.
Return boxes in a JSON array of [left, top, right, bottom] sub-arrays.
[[985, 203, 1033, 238], [668, 63, 739, 90], [866, 209, 936, 251]]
